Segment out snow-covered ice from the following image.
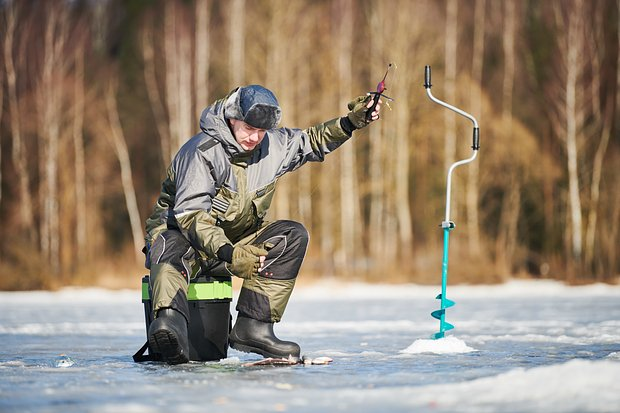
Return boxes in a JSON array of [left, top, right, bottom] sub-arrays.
[[1, 279, 619, 412]]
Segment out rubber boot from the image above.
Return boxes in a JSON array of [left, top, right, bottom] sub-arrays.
[[148, 308, 189, 365], [229, 316, 301, 360]]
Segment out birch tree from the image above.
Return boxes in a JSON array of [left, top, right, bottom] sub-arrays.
[[336, 0, 358, 271], [368, 3, 386, 263], [560, 0, 586, 269], [495, 0, 520, 275], [467, 0, 485, 256], [142, 15, 172, 166], [4, 2, 34, 237], [444, 0, 457, 172], [267, 0, 291, 220], [583, 2, 616, 274], [229, 0, 245, 86], [194, 0, 210, 120], [38, 3, 69, 275], [105, 78, 144, 263], [73, 45, 87, 263]]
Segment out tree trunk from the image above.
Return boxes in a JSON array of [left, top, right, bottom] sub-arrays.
[[142, 18, 172, 166], [194, 0, 210, 120], [368, 4, 385, 266], [495, 0, 519, 275], [73, 46, 87, 264], [267, 0, 290, 220], [228, 0, 245, 86], [584, 5, 616, 275], [467, 0, 485, 257], [336, 0, 357, 272], [38, 5, 68, 276], [565, 1, 584, 267], [105, 79, 144, 264], [444, 0, 457, 172], [4, 3, 34, 237]]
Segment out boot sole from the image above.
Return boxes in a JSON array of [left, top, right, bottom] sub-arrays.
[[149, 329, 189, 365]]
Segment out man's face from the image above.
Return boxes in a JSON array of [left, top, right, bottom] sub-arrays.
[[229, 119, 267, 151]]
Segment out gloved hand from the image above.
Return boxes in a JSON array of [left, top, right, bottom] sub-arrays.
[[226, 244, 268, 279], [346, 95, 373, 129]]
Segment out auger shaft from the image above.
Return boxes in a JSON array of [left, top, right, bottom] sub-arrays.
[[424, 65, 480, 339]]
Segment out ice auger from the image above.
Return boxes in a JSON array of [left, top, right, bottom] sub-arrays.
[[423, 66, 480, 339]]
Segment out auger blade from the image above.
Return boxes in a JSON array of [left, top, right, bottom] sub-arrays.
[[435, 293, 456, 308], [431, 309, 444, 320], [442, 321, 455, 331], [431, 320, 455, 339]]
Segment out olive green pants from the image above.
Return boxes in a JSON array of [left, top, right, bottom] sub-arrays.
[[147, 220, 309, 323]]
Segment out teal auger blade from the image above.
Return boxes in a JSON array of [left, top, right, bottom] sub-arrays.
[[432, 294, 456, 339], [431, 309, 444, 320], [435, 294, 455, 308]]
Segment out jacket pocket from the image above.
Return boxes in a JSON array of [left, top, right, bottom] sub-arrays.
[[252, 180, 277, 220]]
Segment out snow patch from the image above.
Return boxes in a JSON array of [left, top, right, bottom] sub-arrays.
[[400, 336, 477, 354]]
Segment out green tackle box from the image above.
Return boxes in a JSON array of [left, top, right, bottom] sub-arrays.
[[140, 274, 233, 362]]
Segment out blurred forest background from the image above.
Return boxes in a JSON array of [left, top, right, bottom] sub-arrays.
[[0, 0, 618, 290]]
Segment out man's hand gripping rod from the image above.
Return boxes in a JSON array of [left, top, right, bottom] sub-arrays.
[[424, 65, 480, 339]]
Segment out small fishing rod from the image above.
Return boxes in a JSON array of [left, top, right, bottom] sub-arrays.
[[424, 65, 480, 339], [366, 63, 394, 121]]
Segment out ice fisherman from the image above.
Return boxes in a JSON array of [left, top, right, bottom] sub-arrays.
[[144, 85, 382, 364]]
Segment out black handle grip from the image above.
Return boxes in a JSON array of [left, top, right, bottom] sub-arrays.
[[424, 65, 432, 89], [365, 94, 380, 122], [472, 127, 480, 150]]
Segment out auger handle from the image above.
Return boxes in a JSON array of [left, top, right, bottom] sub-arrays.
[[424, 65, 432, 89]]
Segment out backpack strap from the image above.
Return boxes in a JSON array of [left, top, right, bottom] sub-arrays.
[[133, 341, 162, 362]]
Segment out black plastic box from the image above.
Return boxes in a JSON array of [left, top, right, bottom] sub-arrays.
[[141, 274, 232, 361]]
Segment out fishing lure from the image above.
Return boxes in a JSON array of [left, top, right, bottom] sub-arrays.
[[366, 63, 395, 122]]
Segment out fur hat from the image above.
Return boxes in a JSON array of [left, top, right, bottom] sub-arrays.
[[224, 85, 282, 130]]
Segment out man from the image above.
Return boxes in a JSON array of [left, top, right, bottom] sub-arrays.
[[144, 85, 381, 364]]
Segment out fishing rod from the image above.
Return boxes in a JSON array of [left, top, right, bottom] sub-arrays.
[[366, 63, 394, 121], [423, 65, 480, 339]]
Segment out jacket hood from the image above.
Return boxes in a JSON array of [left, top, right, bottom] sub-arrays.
[[199, 97, 247, 158]]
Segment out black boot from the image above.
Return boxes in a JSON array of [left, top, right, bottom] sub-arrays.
[[229, 316, 301, 360], [148, 308, 189, 365]]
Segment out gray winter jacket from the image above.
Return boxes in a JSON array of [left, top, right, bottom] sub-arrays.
[[145, 94, 352, 259]]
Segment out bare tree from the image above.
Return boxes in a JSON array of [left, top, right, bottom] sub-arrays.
[[105, 78, 144, 263], [194, 0, 210, 121], [467, 0, 486, 257], [38, 3, 70, 275], [368, 3, 386, 264], [142, 15, 172, 166], [229, 0, 245, 86], [563, 0, 585, 267], [73, 45, 87, 263], [4, 2, 34, 237], [267, 0, 291, 220], [495, 0, 520, 275], [444, 0, 457, 172], [583, 3, 616, 274], [335, 0, 358, 271]]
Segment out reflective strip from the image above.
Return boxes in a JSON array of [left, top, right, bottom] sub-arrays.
[[212, 197, 230, 213], [141, 279, 232, 300]]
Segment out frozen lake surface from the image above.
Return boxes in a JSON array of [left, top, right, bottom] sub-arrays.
[[1, 279, 619, 412]]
